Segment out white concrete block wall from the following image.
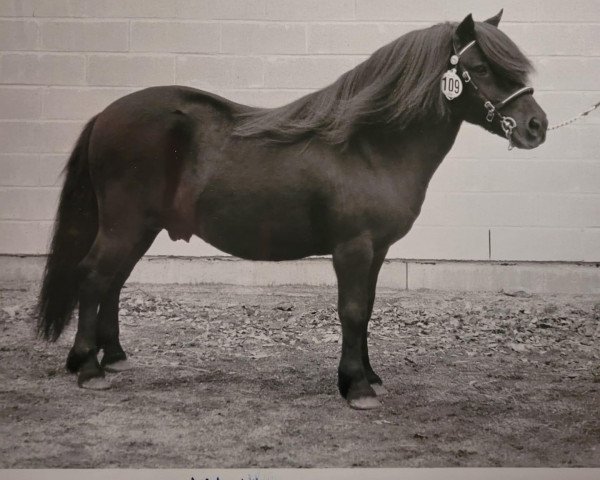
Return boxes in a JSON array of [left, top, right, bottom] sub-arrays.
[[0, 0, 598, 261]]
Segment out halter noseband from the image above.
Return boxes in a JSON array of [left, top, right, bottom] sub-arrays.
[[448, 40, 534, 150]]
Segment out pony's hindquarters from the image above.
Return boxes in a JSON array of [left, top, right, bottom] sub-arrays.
[[37, 116, 99, 342], [36, 108, 160, 388], [36, 87, 193, 346], [48, 88, 191, 387]]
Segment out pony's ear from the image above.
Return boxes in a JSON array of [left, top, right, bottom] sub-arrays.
[[455, 14, 475, 46], [485, 9, 503, 27]]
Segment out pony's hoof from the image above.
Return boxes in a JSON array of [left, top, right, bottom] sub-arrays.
[[104, 359, 133, 373], [80, 377, 111, 390], [348, 396, 380, 410], [371, 383, 388, 396]]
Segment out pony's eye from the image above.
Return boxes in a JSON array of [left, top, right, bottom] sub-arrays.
[[472, 65, 488, 75]]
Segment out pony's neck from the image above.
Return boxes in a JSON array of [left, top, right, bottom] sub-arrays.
[[361, 117, 462, 170], [351, 117, 462, 208]]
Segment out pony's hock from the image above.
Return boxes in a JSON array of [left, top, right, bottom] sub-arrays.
[[37, 12, 547, 409]]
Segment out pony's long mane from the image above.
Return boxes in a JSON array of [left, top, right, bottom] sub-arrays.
[[233, 21, 532, 145]]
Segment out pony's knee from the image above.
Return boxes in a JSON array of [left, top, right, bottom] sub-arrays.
[[339, 301, 368, 325]]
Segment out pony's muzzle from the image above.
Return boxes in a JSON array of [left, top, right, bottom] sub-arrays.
[[525, 113, 548, 145]]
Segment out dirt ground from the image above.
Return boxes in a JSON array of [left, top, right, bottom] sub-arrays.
[[0, 281, 599, 468]]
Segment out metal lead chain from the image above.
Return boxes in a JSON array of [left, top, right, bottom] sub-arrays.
[[548, 100, 600, 131], [499, 99, 599, 149]]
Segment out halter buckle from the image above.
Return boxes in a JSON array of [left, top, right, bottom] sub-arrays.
[[500, 115, 517, 150], [500, 116, 517, 138], [484, 101, 495, 122], [461, 71, 471, 83]]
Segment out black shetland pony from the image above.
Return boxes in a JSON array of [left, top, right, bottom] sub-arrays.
[[38, 12, 547, 409]]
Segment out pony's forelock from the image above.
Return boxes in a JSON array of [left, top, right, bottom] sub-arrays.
[[475, 22, 533, 85]]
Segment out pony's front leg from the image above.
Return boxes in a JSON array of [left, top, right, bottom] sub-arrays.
[[363, 247, 388, 396], [333, 236, 379, 410]]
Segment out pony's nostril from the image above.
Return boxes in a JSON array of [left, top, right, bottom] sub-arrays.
[[528, 117, 542, 132]]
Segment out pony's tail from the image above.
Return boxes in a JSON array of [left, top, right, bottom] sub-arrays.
[[37, 115, 99, 341]]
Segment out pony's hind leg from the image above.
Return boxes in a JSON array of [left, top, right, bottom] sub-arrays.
[[97, 231, 158, 372], [66, 226, 153, 389], [96, 285, 128, 372]]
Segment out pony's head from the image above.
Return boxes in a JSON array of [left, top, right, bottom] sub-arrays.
[[447, 10, 547, 149]]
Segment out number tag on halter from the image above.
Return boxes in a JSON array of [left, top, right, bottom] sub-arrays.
[[441, 68, 463, 100]]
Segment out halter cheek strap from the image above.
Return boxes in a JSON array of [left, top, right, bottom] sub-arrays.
[[450, 40, 476, 66], [448, 39, 534, 149]]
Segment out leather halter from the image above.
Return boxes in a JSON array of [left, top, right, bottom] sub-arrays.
[[450, 40, 534, 149]]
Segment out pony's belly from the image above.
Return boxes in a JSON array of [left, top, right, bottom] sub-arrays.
[[193, 201, 330, 261], [197, 224, 329, 261]]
